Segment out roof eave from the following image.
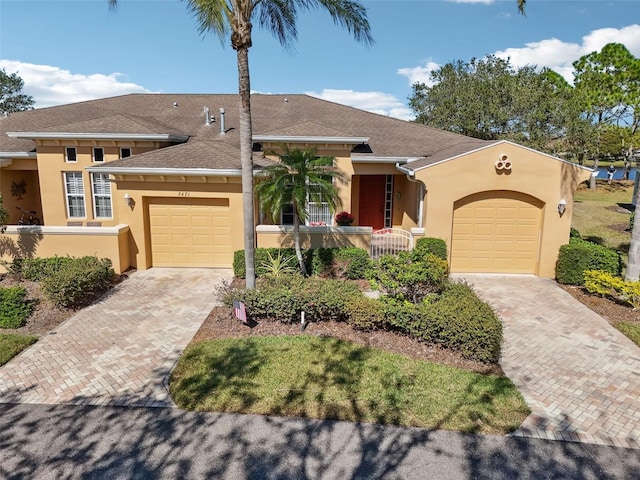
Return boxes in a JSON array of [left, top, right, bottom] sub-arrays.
[[85, 166, 246, 176], [0, 151, 37, 160], [253, 135, 369, 145], [6, 132, 190, 142], [352, 156, 420, 164]]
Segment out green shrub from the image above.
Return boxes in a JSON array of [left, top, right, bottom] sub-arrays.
[[343, 296, 386, 330], [40, 256, 115, 308], [369, 251, 448, 303], [630, 212, 635, 232], [225, 275, 362, 323], [569, 227, 582, 240], [20, 256, 75, 281], [0, 286, 33, 328], [234, 247, 371, 280], [584, 270, 640, 309], [378, 295, 424, 332], [414, 237, 448, 261], [413, 282, 503, 363], [556, 240, 622, 285]]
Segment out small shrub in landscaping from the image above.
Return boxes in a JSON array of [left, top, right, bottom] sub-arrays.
[[414, 237, 448, 261], [410, 282, 503, 363], [40, 256, 115, 309], [234, 247, 371, 279], [0, 286, 33, 328], [225, 275, 362, 323], [584, 270, 640, 309], [20, 256, 75, 281], [378, 295, 424, 332], [343, 295, 386, 331], [556, 239, 622, 285], [569, 227, 582, 240], [369, 251, 448, 303]]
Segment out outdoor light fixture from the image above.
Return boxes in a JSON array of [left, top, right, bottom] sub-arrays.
[[557, 198, 567, 216], [123, 193, 135, 209]]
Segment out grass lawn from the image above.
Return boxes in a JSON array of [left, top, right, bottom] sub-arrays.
[[170, 336, 530, 435], [0, 333, 37, 366], [615, 322, 640, 347], [572, 182, 633, 256]]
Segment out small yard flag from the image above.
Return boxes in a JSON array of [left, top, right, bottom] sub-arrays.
[[233, 299, 248, 325]]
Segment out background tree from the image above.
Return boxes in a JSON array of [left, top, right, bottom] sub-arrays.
[[111, 0, 373, 289], [408, 56, 583, 153], [0, 69, 35, 114], [255, 147, 346, 275]]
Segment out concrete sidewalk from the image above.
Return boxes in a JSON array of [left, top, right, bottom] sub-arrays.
[[0, 268, 231, 407], [458, 274, 640, 450]]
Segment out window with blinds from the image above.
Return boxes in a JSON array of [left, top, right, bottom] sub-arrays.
[[64, 172, 86, 218], [91, 173, 112, 218]]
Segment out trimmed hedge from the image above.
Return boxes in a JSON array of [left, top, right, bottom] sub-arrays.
[[410, 282, 503, 363], [17, 256, 75, 281], [556, 239, 622, 285], [233, 247, 371, 279], [369, 251, 448, 303], [223, 275, 363, 323], [414, 237, 448, 261], [40, 256, 115, 309], [0, 286, 33, 329]]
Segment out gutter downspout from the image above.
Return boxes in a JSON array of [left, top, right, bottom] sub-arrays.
[[396, 163, 425, 229]]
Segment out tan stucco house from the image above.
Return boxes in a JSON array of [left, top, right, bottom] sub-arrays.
[[0, 94, 591, 277]]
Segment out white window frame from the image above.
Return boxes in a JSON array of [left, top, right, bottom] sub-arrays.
[[91, 173, 113, 219], [92, 147, 105, 163], [120, 147, 131, 158], [65, 147, 77, 163], [64, 172, 86, 218], [279, 176, 334, 226]]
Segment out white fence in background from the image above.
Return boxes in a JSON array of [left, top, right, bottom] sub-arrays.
[[371, 228, 413, 259]]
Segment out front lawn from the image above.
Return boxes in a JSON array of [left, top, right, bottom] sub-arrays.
[[170, 335, 529, 434], [0, 333, 37, 366], [572, 181, 633, 255]]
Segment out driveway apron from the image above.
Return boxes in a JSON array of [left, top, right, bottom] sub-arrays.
[[0, 268, 231, 408], [457, 274, 640, 450]]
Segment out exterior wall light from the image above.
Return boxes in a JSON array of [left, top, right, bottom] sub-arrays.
[[123, 193, 135, 210], [557, 198, 567, 217]]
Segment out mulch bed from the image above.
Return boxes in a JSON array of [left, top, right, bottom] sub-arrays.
[[559, 284, 640, 326]]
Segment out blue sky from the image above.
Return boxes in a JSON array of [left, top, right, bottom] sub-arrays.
[[1, 0, 639, 120]]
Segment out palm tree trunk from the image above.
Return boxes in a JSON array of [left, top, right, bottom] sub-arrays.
[[293, 209, 307, 276], [237, 46, 256, 289], [626, 193, 640, 281]]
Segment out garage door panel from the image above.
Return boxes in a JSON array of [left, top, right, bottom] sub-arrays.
[[149, 199, 232, 268], [451, 193, 541, 274]]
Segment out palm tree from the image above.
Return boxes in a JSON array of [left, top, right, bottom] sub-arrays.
[[109, 0, 373, 289], [256, 147, 346, 275]]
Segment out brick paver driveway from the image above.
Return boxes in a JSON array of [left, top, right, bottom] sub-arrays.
[[0, 268, 231, 407], [458, 274, 640, 450]]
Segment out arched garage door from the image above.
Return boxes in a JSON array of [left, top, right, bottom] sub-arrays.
[[148, 197, 232, 268], [450, 191, 543, 274]]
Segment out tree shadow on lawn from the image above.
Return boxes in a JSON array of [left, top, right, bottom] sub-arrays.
[[1, 399, 638, 479]]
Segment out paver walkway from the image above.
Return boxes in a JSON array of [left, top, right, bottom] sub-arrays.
[[0, 268, 232, 407], [457, 274, 640, 450]]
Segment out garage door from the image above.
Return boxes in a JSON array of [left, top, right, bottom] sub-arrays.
[[149, 198, 232, 268], [450, 192, 543, 274]]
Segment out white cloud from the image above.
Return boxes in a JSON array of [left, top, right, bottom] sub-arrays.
[[397, 61, 441, 87], [494, 24, 640, 83], [0, 60, 153, 108], [305, 89, 414, 121]]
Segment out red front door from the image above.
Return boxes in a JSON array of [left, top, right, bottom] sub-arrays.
[[358, 175, 386, 230]]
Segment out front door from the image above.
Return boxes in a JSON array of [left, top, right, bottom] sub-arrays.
[[358, 175, 387, 230]]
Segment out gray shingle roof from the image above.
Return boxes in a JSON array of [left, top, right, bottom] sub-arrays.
[[1, 93, 494, 172]]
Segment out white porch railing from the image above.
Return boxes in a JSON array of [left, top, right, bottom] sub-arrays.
[[371, 228, 413, 259]]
